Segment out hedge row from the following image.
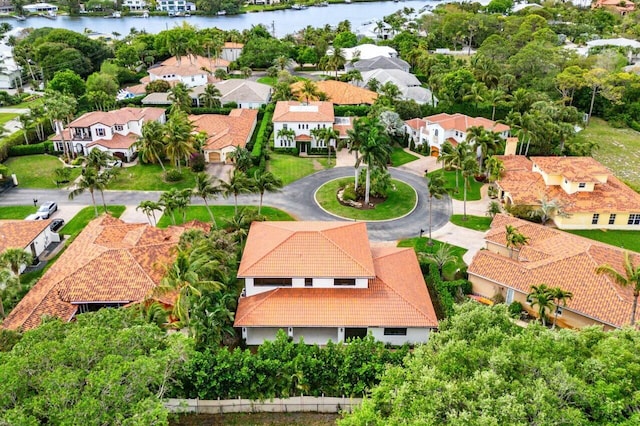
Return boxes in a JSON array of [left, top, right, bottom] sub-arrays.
[[334, 105, 369, 117], [427, 266, 471, 318], [8, 141, 55, 157], [0, 119, 54, 162], [251, 104, 275, 162]]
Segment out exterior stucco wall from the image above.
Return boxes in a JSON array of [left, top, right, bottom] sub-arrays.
[[292, 327, 339, 344], [367, 327, 431, 345], [554, 212, 640, 230], [245, 277, 369, 296]]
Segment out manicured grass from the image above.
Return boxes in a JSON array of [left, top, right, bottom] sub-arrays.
[[109, 164, 196, 191], [450, 214, 492, 231], [390, 147, 419, 167], [0, 112, 18, 125], [257, 77, 277, 86], [60, 205, 126, 238], [566, 229, 640, 253], [0, 205, 37, 219], [315, 177, 416, 221], [398, 237, 468, 277], [268, 153, 329, 185], [156, 205, 294, 228], [4, 155, 82, 189], [8, 97, 43, 109], [573, 117, 640, 192], [428, 169, 483, 201]]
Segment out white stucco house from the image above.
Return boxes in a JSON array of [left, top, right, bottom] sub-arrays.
[[272, 101, 338, 154], [404, 113, 512, 156], [347, 55, 411, 73], [52, 107, 166, 161], [0, 220, 60, 270], [234, 221, 438, 345], [221, 42, 244, 62], [122, 0, 148, 10], [355, 20, 396, 41], [329, 44, 398, 61], [156, 0, 196, 12], [147, 55, 228, 88], [358, 69, 436, 105]]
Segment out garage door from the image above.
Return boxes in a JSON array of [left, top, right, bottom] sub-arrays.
[[208, 152, 221, 162]]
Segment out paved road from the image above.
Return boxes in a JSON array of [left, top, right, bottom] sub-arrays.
[[0, 167, 451, 242]]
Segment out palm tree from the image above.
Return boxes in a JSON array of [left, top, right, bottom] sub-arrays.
[[426, 173, 448, 246], [277, 128, 296, 148], [68, 168, 100, 217], [96, 168, 117, 213], [321, 127, 339, 165], [193, 172, 222, 227], [136, 200, 162, 226], [505, 224, 530, 259], [485, 89, 506, 121], [253, 169, 283, 215], [221, 170, 254, 215], [596, 251, 640, 326], [346, 117, 371, 191], [356, 119, 392, 205], [135, 121, 167, 171], [531, 196, 568, 226], [164, 110, 194, 173], [44, 93, 77, 161], [227, 146, 252, 172], [0, 247, 33, 277], [198, 83, 222, 108], [85, 149, 113, 172], [168, 82, 193, 113], [326, 47, 346, 78], [550, 287, 573, 329], [159, 189, 180, 225], [0, 267, 19, 318], [299, 80, 320, 103], [18, 112, 34, 145], [461, 156, 479, 220], [419, 244, 457, 279], [485, 156, 504, 182], [527, 284, 553, 326]]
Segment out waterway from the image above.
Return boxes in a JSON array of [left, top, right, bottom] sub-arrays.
[[0, 0, 489, 37]]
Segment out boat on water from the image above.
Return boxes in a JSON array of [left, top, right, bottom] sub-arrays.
[[291, 4, 308, 9], [315, 1, 329, 6], [107, 11, 121, 18], [217, 10, 226, 15], [142, 10, 149, 17], [15, 15, 26, 21], [344, 0, 351, 3]]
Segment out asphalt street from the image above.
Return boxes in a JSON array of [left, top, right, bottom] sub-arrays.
[[0, 166, 451, 242]]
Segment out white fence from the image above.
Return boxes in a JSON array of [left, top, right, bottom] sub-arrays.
[[165, 396, 363, 414]]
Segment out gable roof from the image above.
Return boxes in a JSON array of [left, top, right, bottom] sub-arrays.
[[352, 56, 410, 72], [189, 109, 258, 151], [468, 214, 640, 328], [238, 221, 376, 278], [0, 220, 52, 252], [214, 79, 272, 103], [87, 133, 137, 150], [158, 54, 229, 71], [235, 246, 438, 328], [2, 216, 200, 331], [531, 156, 610, 182], [405, 118, 427, 131], [290, 80, 377, 105], [425, 113, 510, 133], [360, 69, 421, 88], [272, 101, 334, 123], [69, 107, 165, 128]]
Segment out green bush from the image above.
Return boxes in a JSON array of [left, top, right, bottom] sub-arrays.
[[8, 143, 47, 156], [334, 105, 369, 117], [427, 266, 471, 318], [190, 153, 205, 172], [342, 183, 357, 201], [0, 329, 21, 352], [164, 169, 183, 182], [509, 301, 524, 318], [251, 104, 275, 163], [191, 107, 233, 115]]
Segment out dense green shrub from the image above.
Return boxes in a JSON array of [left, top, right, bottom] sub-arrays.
[[427, 266, 471, 318], [251, 104, 275, 163], [8, 143, 46, 156], [508, 301, 524, 318], [342, 183, 357, 201], [191, 107, 233, 115], [190, 153, 205, 172], [164, 169, 183, 182], [334, 105, 369, 117], [115, 95, 145, 106], [0, 329, 21, 352]]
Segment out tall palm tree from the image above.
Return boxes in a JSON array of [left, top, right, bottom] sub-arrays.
[[485, 89, 506, 121], [18, 112, 34, 145], [168, 82, 193, 113], [299, 80, 320, 103], [427, 173, 448, 246], [346, 117, 371, 191], [198, 83, 222, 109], [550, 287, 573, 329], [159, 189, 180, 225], [326, 47, 346, 78], [277, 128, 296, 148], [85, 149, 113, 172], [527, 284, 553, 326], [227, 146, 252, 172], [136, 200, 162, 226], [164, 110, 195, 173], [505, 224, 530, 259], [461, 156, 479, 220], [253, 169, 283, 215], [221, 170, 254, 215], [596, 251, 640, 326], [321, 127, 339, 165], [356, 119, 392, 205], [68, 168, 100, 217], [419, 244, 457, 279], [135, 121, 167, 171], [193, 172, 222, 227], [96, 168, 117, 213], [44, 92, 77, 161], [0, 247, 33, 277]]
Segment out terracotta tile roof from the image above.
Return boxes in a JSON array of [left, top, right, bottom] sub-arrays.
[[2, 215, 192, 331], [272, 101, 334, 123], [69, 107, 165, 128], [496, 155, 640, 213], [333, 117, 354, 138], [235, 247, 438, 328], [425, 113, 510, 133], [290, 80, 378, 105], [159, 54, 229, 70], [468, 214, 640, 328], [404, 118, 426, 131], [0, 220, 52, 252], [295, 134, 312, 141], [223, 42, 244, 49], [531, 156, 610, 182], [51, 129, 72, 142], [238, 222, 376, 278], [189, 109, 258, 151], [593, 0, 635, 11], [87, 133, 137, 150]]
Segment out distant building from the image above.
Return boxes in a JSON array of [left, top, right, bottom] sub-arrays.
[[347, 55, 410, 73], [355, 20, 395, 41], [290, 80, 377, 105], [0, 220, 60, 270], [272, 101, 340, 153], [23, 3, 58, 13], [221, 42, 244, 62], [329, 44, 398, 61], [122, 0, 148, 10], [156, 0, 196, 12], [359, 69, 436, 105], [592, 0, 635, 15], [147, 55, 228, 88]]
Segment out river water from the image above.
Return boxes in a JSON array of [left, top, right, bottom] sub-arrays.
[[0, 0, 488, 37]]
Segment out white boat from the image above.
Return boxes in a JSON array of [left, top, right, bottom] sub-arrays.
[[217, 10, 226, 15], [142, 10, 149, 17], [345, 0, 351, 3], [112, 11, 121, 17], [316, 1, 329, 6], [291, 4, 303, 9]]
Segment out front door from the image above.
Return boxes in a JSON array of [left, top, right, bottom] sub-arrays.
[[506, 288, 514, 304], [299, 142, 307, 153]]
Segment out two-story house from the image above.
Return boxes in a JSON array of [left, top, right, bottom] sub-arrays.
[[221, 42, 244, 62], [404, 113, 513, 156], [272, 101, 338, 154], [0, 220, 60, 270], [495, 155, 640, 230], [234, 221, 438, 345], [156, 0, 196, 12], [147, 55, 228, 88], [52, 107, 166, 162], [189, 109, 258, 163]]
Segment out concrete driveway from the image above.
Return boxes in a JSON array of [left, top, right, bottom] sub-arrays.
[[206, 163, 234, 183]]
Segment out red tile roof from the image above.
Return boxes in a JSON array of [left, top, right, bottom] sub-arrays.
[[2, 215, 195, 331], [0, 220, 52, 252], [468, 214, 640, 328], [69, 107, 165, 128], [235, 246, 438, 328], [290, 80, 377, 105], [404, 118, 427, 131], [273, 101, 334, 123], [426, 113, 510, 133], [189, 109, 258, 151], [87, 133, 137, 150]]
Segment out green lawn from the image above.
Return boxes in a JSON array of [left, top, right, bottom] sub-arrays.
[[109, 164, 196, 191], [60, 205, 126, 238], [573, 117, 640, 192], [0, 205, 37, 219], [156, 205, 294, 228], [567, 229, 640, 253], [0, 112, 18, 125], [268, 153, 329, 186], [450, 214, 492, 231], [398, 237, 468, 277], [390, 147, 419, 167], [428, 169, 483, 201], [4, 155, 81, 189], [315, 177, 416, 220], [257, 77, 277, 86], [7, 97, 43, 109]]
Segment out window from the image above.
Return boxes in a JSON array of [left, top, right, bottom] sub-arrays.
[[254, 278, 292, 286], [434, 129, 439, 136], [578, 182, 586, 188], [334, 278, 356, 286], [628, 214, 640, 225], [114, 125, 123, 131], [592, 213, 599, 225], [609, 214, 616, 225], [305, 278, 312, 287], [96, 128, 106, 137], [555, 307, 563, 316], [283, 124, 287, 130], [384, 328, 407, 336]]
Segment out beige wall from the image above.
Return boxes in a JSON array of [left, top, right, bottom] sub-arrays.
[[504, 139, 517, 156], [554, 212, 640, 230]]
